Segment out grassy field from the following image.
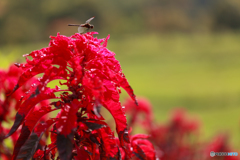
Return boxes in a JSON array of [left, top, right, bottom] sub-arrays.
[[1, 32, 240, 148]]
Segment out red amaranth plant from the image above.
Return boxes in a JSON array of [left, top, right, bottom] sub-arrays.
[[4, 32, 156, 159]]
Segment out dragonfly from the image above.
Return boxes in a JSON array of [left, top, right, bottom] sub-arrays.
[[68, 17, 95, 33]]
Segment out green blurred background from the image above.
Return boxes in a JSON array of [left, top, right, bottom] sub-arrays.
[[1, 0, 240, 148]]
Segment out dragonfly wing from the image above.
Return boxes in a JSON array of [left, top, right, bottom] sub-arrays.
[[78, 26, 86, 33], [68, 24, 80, 26], [85, 16, 95, 24]]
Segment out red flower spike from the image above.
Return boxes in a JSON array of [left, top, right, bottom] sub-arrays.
[[6, 32, 139, 159]]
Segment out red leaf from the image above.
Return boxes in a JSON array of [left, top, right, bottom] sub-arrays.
[[101, 81, 130, 148], [133, 145, 146, 160], [56, 99, 79, 136], [5, 113, 24, 138], [41, 65, 68, 83], [11, 125, 31, 160], [6, 86, 57, 138], [56, 132, 74, 160], [15, 132, 40, 160], [25, 105, 57, 131], [82, 121, 106, 131], [75, 147, 90, 160], [102, 81, 127, 130], [8, 63, 50, 95], [124, 97, 153, 127], [98, 126, 119, 158], [18, 86, 56, 116], [131, 135, 156, 160], [34, 118, 57, 137], [12, 119, 57, 160], [116, 74, 138, 106], [102, 98, 128, 135], [102, 35, 110, 47], [131, 134, 150, 142]]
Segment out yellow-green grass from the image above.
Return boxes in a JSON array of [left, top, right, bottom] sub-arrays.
[[1, 32, 240, 149]]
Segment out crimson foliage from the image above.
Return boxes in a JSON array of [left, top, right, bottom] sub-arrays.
[[4, 32, 156, 160]]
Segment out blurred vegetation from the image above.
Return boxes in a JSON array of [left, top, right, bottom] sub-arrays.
[[113, 32, 240, 148], [1, 0, 240, 45]]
